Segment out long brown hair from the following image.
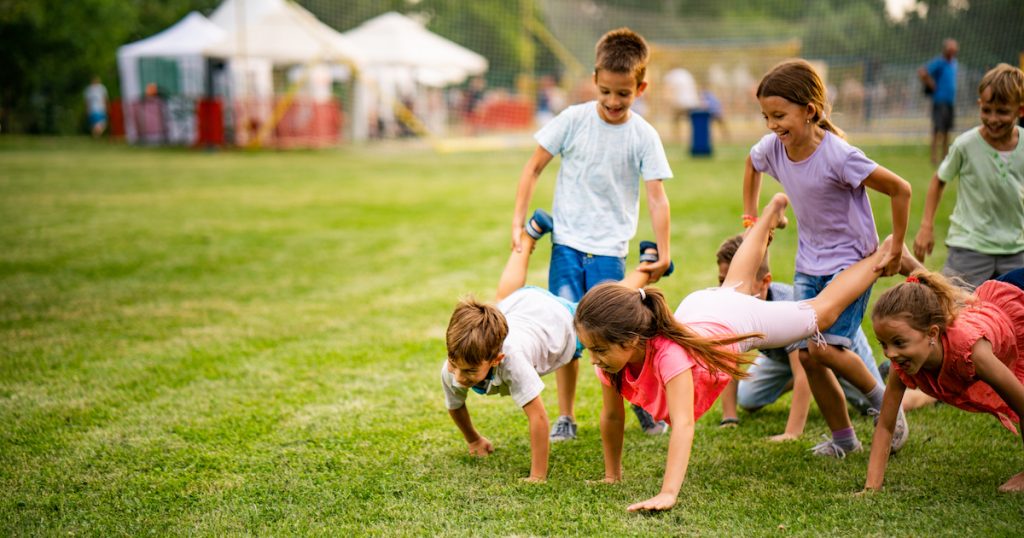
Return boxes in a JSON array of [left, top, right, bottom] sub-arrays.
[[871, 269, 972, 333], [757, 59, 846, 140], [574, 283, 754, 391]]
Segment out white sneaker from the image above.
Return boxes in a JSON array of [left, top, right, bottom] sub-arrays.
[[869, 407, 909, 453], [810, 434, 862, 459]]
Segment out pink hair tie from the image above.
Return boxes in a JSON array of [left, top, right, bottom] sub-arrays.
[[905, 275, 920, 283]]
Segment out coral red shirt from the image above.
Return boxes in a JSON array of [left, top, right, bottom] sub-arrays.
[[595, 324, 734, 425], [893, 281, 1024, 433]]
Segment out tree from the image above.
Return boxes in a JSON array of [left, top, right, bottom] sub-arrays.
[[0, 0, 217, 134]]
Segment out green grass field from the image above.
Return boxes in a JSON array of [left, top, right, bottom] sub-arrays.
[[2, 137, 1022, 536]]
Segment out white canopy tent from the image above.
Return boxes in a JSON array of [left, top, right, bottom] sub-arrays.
[[205, 0, 363, 68], [343, 12, 487, 87], [116, 11, 227, 142], [343, 12, 488, 140]]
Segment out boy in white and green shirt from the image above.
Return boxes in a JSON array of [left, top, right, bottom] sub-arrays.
[[914, 63, 1024, 288]]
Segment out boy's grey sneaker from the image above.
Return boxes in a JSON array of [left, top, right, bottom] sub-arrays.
[[868, 406, 909, 453], [810, 435, 863, 459], [550, 415, 577, 442], [631, 403, 668, 434]]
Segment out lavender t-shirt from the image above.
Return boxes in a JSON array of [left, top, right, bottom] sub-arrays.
[[750, 132, 879, 275]]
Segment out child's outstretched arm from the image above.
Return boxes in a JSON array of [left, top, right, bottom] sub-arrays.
[[913, 173, 947, 263], [521, 396, 551, 482], [741, 155, 763, 222], [863, 374, 908, 491], [642, 180, 672, 282], [970, 339, 1024, 492], [862, 166, 912, 276], [512, 147, 554, 253], [627, 369, 696, 512], [449, 405, 494, 457], [599, 382, 626, 483]]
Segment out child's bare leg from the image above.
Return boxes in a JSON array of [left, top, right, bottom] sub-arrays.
[[811, 345, 882, 395], [556, 360, 579, 420], [495, 230, 538, 302], [621, 268, 653, 290], [800, 349, 854, 432], [902, 388, 938, 411], [720, 379, 740, 426], [723, 193, 788, 294]]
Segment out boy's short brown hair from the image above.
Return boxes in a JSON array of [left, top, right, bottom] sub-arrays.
[[446, 298, 508, 366], [978, 63, 1024, 105], [594, 27, 648, 86], [716, 234, 770, 280]]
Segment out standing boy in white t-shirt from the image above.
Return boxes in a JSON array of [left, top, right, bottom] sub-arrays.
[[443, 211, 660, 481], [510, 28, 674, 439]]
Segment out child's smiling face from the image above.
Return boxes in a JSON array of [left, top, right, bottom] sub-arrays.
[[447, 355, 502, 387], [758, 95, 816, 149], [978, 87, 1024, 147], [872, 316, 941, 376], [593, 69, 646, 125], [578, 328, 644, 374]]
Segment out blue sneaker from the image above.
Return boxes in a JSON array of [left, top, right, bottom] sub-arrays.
[[638, 240, 674, 277], [525, 209, 553, 240]]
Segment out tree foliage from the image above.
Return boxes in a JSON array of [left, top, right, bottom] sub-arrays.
[[0, 0, 216, 134]]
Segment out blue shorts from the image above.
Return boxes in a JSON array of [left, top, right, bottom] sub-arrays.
[[88, 111, 107, 128], [793, 270, 872, 350], [548, 243, 625, 303]]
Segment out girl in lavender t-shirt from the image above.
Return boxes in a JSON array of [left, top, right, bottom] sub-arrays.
[[742, 60, 912, 459]]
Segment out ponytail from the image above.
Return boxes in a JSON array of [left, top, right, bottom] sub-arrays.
[[818, 116, 846, 140], [575, 283, 755, 393], [871, 269, 971, 332]]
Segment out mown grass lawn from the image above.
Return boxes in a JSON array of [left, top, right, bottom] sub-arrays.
[[1, 137, 1022, 536]]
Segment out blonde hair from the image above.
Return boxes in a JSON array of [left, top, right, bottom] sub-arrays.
[[575, 283, 753, 391], [446, 298, 507, 366], [716, 234, 770, 281], [594, 28, 648, 86], [978, 63, 1024, 105], [757, 59, 846, 140], [871, 269, 972, 333]]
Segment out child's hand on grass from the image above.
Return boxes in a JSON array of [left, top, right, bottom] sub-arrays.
[[626, 492, 677, 512], [467, 437, 494, 457]]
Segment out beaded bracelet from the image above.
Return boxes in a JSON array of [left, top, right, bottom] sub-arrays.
[[741, 214, 757, 228]]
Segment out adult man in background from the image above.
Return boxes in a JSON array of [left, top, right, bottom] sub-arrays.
[[918, 38, 958, 165]]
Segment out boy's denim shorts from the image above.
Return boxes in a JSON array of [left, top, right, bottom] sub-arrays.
[[793, 270, 871, 350], [548, 243, 625, 303]]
